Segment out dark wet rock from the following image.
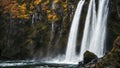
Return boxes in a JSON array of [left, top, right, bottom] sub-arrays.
[[83, 51, 98, 65], [96, 36, 120, 68], [78, 61, 83, 68], [85, 36, 120, 68]]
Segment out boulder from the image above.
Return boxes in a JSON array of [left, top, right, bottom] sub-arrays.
[[86, 36, 120, 68], [83, 51, 98, 65]]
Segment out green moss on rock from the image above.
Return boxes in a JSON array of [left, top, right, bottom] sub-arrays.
[[84, 51, 98, 65]]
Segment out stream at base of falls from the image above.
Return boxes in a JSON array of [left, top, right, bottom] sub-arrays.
[[0, 60, 80, 68]]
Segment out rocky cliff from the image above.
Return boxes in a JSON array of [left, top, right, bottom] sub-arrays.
[[0, 0, 119, 60]]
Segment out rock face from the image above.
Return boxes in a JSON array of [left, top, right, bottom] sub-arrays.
[[0, 0, 77, 60], [83, 51, 98, 65], [86, 36, 120, 68], [97, 36, 120, 68], [106, 0, 120, 51], [0, 0, 119, 60]]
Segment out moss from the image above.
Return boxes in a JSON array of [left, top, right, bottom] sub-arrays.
[[93, 36, 120, 67], [83, 51, 98, 65]]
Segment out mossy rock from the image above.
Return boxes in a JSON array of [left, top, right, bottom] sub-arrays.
[[93, 36, 120, 67], [83, 51, 98, 65]]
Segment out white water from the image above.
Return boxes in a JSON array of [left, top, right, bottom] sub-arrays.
[[89, 0, 109, 57], [51, 1, 55, 37], [49, 1, 55, 45], [65, 0, 85, 62], [80, 0, 109, 60], [51, 1, 55, 38], [32, 14, 35, 25], [52, 0, 55, 10], [79, 0, 94, 61]]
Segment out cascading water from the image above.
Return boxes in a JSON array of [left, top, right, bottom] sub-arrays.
[[52, 0, 55, 10], [91, 0, 97, 32], [65, 0, 85, 62], [89, 0, 109, 57], [79, 0, 94, 61], [32, 14, 35, 26], [80, 0, 109, 60], [51, 1, 55, 39], [48, 0, 109, 63], [47, 0, 55, 58], [49, 1, 55, 46]]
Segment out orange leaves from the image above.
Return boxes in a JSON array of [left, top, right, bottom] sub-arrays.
[[63, 3, 67, 9], [62, 2, 67, 12], [11, 3, 29, 19], [0, 0, 17, 14], [38, 0, 49, 12], [46, 10, 51, 14], [48, 14, 54, 20], [48, 13, 57, 21], [18, 4, 27, 10], [17, 14, 29, 19], [54, 0, 60, 4], [34, 0, 42, 5], [43, 0, 49, 5], [0, 0, 68, 20], [42, 5, 48, 11], [0, 0, 32, 19], [18, 3, 27, 14], [30, 4, 34, 10], [0, 0, 11, 6]]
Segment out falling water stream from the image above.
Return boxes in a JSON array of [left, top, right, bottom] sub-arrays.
[[65, 0, 85, 62], [80, 0, 109, 60], [79, 0, 94, 61], [89, 0, 109, 57]]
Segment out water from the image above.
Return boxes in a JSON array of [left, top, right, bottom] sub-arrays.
[[0, 60, 78, 68], [65, 0, 85, 62], [51, 1, 55, 41], [50, 0, 55, 42], [47, 1, 55, 56], [32, 14, 35, 25], [80, 0, 109, 60], [52, 1, 55, 10], [89, 0, 109, 57], [79, 0, 94, 61], [49, 21, 54, 44]]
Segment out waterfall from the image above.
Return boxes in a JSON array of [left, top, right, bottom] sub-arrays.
[[52, 0, 55, 10], [32, 14, 35, 26], [65, 0, 85, 62], [80, 0, 109, 60], [89, 0, 109, 57], [79, 0, 94, 61], [51, 1, 55, 39], [49, 1, 55, 46]]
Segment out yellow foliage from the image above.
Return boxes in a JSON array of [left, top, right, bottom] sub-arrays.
[[48, 13, 57, 21], [17, 14, 29, 19], [0, 0, 33, 19], [44, 0, 49, 5], [63, 3, 67, 9], [34, 0, 42, 5], [29, 11, 33, 14], [54, 0, 60, 4], [18, 4, 27, 10], [30, 4, 34, 10], [42, 5, 47, 11], [46, 10, 51, 13], [64, 8, 67, 12], [0, 0, 68, 20], [48, 14, 53, 20]]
